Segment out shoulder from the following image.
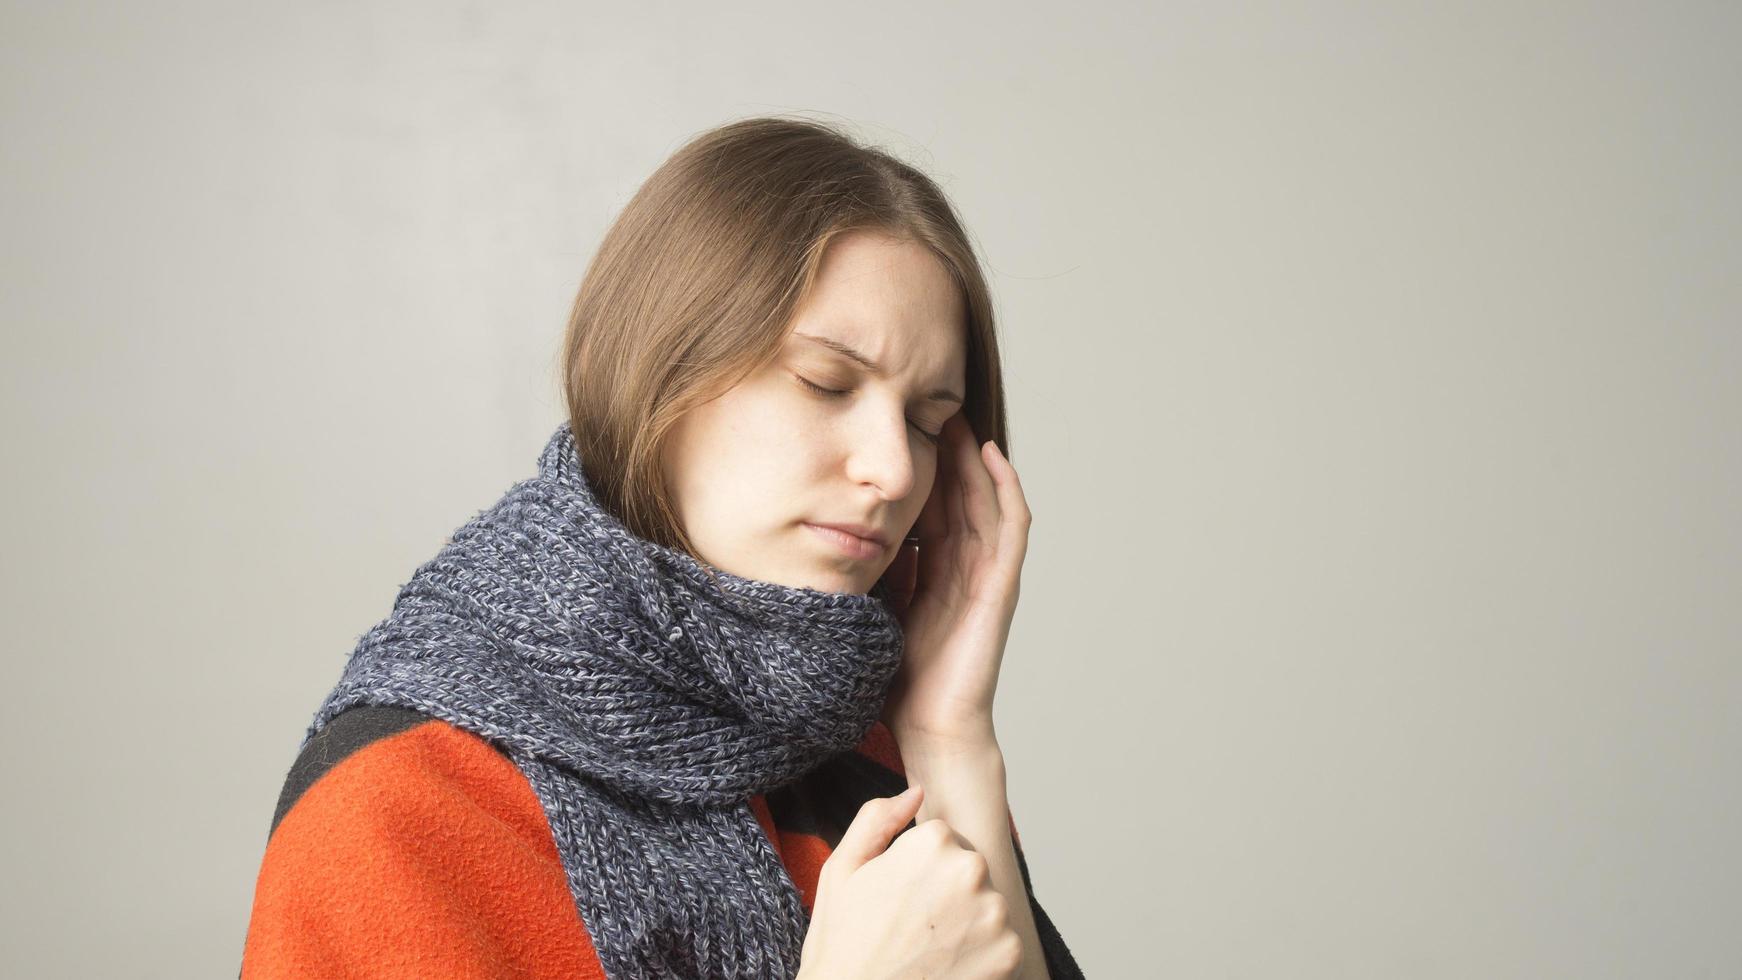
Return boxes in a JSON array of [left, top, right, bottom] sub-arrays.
[[265, 705, 555, 852], [267, 705, 437, 835], [242, 705, 604, 979]]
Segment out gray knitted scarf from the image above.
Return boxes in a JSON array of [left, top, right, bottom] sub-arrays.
[[307, 421, 907, 979]]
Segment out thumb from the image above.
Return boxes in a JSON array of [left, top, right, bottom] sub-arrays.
[[824, 784, 924, 875]]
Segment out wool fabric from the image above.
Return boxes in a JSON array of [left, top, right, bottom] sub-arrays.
[[307, 420, 908, 979]]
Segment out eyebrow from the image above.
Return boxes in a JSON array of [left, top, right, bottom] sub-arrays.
[[791, 332, 965, 405]]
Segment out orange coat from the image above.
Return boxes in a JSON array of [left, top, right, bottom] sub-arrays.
[[240, 705, 1082, 978]]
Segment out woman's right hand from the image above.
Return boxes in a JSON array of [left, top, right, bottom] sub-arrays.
[[795, 784, 1024, 980]]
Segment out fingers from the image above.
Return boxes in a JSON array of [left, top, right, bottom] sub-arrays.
[[826, 784, 925, 875], [948, 415, 992, 537], [980, 438, 1031, 565], [909, 416, 1032, 597], [944, 415, 1025, 555]]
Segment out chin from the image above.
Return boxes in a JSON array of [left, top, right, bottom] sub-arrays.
[[808, 573, 868, 596], [793, 565, 869, 596], [725, 539, 876, 595]]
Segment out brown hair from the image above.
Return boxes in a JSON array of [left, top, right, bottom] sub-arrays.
[[558, 114, 1009, 565]]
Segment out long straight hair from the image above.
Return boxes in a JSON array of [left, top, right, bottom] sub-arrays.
[[559, 115, 1009, 564]]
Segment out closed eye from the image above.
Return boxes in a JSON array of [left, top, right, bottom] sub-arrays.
[[793, 374, 943, 445]]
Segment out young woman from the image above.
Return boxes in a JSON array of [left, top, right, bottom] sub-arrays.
[[241, 116, 1084, 980]]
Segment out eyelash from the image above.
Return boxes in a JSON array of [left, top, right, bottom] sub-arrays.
[[795, 375, 943, 445]]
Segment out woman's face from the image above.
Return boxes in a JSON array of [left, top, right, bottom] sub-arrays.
[[661, 229, 968, 594]]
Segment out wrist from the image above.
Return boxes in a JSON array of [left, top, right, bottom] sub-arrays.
[[897, 733, 1006, 786], [889, 717, 998, 757]]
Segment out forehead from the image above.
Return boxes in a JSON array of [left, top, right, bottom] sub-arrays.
[[785, 233, 967, 375]]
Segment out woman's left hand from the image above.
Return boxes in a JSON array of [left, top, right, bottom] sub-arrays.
[[875, 412, 1032, 753]]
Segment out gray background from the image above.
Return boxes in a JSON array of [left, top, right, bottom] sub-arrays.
[[3, 1, 1739, 977]]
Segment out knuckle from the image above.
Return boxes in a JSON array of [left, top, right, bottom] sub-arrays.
[[981, 890, 1009, 924], [919, 817, 953, 843], [994, 932, 1024, 972], [958, 848, 990, 882], [954, 856, 996, 891]]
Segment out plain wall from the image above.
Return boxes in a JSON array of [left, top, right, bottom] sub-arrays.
[[2, 1, 1738, 976]]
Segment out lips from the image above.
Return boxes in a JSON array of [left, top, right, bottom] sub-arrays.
[[801, 522, 887, 560], [804, 521, 887, 548]]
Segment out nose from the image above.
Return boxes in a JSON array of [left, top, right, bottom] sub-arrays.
[[842, 404, 917, 502]]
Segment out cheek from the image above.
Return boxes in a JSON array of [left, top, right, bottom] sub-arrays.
[[664, 401, 763, 515], [919, 452, 941, 491]]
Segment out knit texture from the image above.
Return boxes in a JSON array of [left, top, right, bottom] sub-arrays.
[[308, 421, 907, 979]]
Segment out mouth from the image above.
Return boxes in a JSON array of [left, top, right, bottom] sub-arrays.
[[801, 522, 887, 561]]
